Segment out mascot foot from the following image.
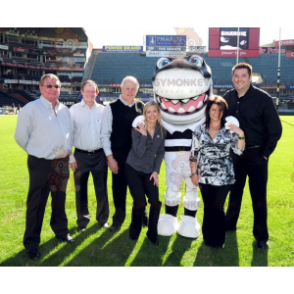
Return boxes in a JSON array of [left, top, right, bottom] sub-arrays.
[[158, 214, 179, 236], [177, 215, 201, 239]]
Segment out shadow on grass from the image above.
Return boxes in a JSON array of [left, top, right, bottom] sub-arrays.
[[0, 227, 76, 266], [66, 229, 136, 266], [130, 234, 172, 266], [40, 224, 110, 266], [194, 231, 239, 266], [162, 234, 194, 266], [251, 241, 268, 266]]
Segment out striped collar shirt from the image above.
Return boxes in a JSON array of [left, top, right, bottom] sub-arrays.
[[69, 99, 104, 151], [14, 95, 72, 160]]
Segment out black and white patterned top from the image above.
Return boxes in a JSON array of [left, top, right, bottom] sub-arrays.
[[190, 123, 243, 186]]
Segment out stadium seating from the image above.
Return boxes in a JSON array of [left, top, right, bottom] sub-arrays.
[[90, 52, 294, 89], [91, 53, 158, 85]]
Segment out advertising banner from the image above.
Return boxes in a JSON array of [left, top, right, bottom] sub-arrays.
[[146, 35, 186, 47], [13, 47, 29, 53], [286, 51, 294, 58], [208, 50, 259, 57], [146, 51, 186, 58], [188, 46, 206, 53], [102, 46, 143, 52], [209, 27, 260, 57], [275, 39, 294, 47], [146, 46, 186, 51], [4, 79, 18, 84], [0, 44, 9, 50], [259, 47, 286, 54]]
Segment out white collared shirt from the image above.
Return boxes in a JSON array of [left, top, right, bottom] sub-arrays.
[[70, 99, 104, 152], [14, 95, 72, 159]]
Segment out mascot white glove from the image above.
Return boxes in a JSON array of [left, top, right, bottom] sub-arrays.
[[225, 116, 240, 133], [132, 115, 145, 128]]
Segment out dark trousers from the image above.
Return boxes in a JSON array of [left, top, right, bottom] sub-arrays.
[[74, 149, 109, 229], [200, 184, 231, 247], [111, 149, 129, 226], [24, 155, 70, 251], [125, 164, 161, 241], [225, 148, 269, 241]]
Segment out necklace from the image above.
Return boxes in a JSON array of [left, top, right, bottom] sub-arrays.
[[208, 128, 220, 134]]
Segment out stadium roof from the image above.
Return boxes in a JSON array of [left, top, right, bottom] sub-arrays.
[[0, 27, 88, 42]]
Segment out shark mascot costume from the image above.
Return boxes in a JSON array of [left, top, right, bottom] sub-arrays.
[[153, 55, 213, 238], [133, 55, 213, 239]]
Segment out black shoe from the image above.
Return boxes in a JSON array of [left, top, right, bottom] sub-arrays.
[[255, 240, 268, 250], [147, 237, 159, 246], [129, 235, 139, 241], [109, 224, 121, 232], [205, 242, 222, 249], [77, 227, 86, 232], [57, 234, 75, 243], [27, 249, 40, 260]]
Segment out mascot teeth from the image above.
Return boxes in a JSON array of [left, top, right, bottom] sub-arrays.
[[156, 93, 208, 116], [196, 101, 203, 109], [188, 106, 196, 112]]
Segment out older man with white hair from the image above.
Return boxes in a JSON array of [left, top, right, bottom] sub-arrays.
[[101, 76, 145, 231]]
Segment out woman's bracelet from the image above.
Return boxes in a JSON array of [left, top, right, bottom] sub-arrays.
[[191, 172, 197, 176], [238, 136, 245, 140]]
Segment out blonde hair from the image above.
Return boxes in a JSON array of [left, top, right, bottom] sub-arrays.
[[40, 74, 60, 86], [143, 101, 164, 137]]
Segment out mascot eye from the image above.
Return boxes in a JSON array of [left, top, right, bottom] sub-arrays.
[[157, 58, 171, 69], [188, 56, 203, 67]]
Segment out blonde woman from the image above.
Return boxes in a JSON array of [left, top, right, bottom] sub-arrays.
[[125, 101, 165, 245]]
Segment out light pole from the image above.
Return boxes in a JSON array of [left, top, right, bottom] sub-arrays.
[[236, 27, 240, 64], [276, 28, 281, 109]]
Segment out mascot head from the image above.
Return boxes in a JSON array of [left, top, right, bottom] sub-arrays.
[[152, 55, 212, 125]]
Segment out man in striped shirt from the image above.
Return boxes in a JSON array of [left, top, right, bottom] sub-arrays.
[[15, 74, 74, 260]]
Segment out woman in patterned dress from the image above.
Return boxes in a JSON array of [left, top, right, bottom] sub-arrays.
[[190, 96, 245, 248]]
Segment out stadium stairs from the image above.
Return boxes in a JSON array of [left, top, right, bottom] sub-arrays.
[[7, 89, 37, 102], [82, 50, 99, 83], [0, 86, 30, 105], [0, 91, 25, 107]]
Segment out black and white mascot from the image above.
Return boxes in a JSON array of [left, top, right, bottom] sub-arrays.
[[153, 55, 213, 238]]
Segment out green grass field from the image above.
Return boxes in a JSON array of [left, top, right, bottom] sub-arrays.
[[0, 115, 293, 266]]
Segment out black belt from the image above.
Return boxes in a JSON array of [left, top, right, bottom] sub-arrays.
[[75, 148, 103, 154], [246, 145, 261, 149]]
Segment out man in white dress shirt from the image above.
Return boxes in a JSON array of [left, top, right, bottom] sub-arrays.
[[15, 74, 74, 260], [69, 80, 109, 231]]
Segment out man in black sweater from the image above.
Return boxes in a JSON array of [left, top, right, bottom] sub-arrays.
[[224, 63, 282, 250], [101, 76, 144, 231]]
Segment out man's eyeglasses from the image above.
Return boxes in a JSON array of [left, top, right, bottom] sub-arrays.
[[43, 85, 61, 89]]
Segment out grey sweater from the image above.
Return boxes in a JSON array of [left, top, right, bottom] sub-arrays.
[[126, 123, 165, 174]]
